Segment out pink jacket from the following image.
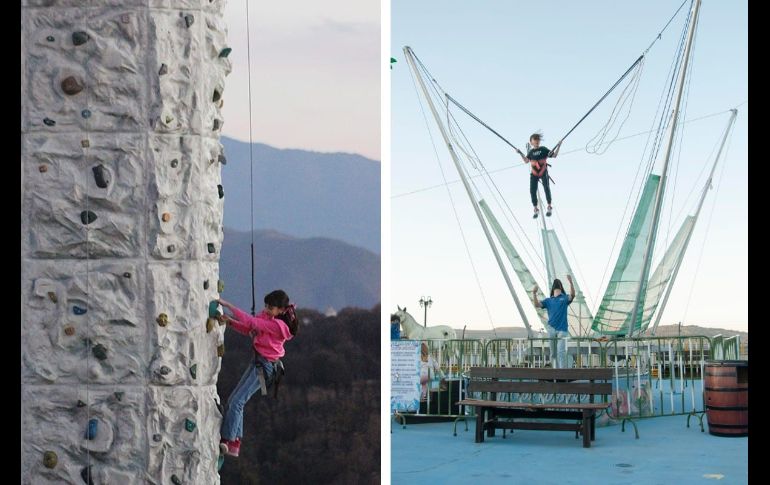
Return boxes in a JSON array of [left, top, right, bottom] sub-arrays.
[[229, 307, 293, 361]]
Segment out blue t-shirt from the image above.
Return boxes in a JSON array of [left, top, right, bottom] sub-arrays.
[[391, 322, 401, 340], [541, 293, 572, 332]]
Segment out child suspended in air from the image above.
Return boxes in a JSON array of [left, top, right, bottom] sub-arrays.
[[217, 290, 299, 458], [516, 132, 561, 218]]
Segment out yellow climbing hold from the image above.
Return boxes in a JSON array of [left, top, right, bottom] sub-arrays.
[[47, 291, 57, 303], [217, 344, 225, 357], [64, 325, 75, 336], [156, 313, 169, 327]]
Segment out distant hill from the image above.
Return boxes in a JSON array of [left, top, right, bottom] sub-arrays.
[[220, 228, 380, 312], [220, 137, 380, 253], [454, 324, 747, 341]]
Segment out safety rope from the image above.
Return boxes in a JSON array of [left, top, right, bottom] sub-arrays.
[[245, 0, 256, 315]]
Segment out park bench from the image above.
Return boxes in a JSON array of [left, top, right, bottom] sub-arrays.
[[456, 367, 613, 448]]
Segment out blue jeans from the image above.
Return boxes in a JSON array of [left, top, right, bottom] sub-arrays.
[[220, 354, 275, 440], [547, 326, 569, 369]]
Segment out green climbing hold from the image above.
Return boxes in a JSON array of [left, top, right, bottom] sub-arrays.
[[207, 243, 216, 254], [92, 344, 108, 360], [156, 313, 169, 327], [80, 210, 97, 225], [43, 118, 56, 127], [72, 31, 90, 46], [43, 451, 58, 468], [46, 36, 55, 42], [189, 364, 197, 379], [114, 391, 124, 401], [217, 280, 224, 292], [185, 418, 196, 432], [171, 475, 182, 485], [159, 64, 168, 76], [208, 301, 221, 318], [184, 14, 194, 28], [217, 454, 225, 471], [47, 291, 58, 303], [219, 47, 232, 58], [165, 114, 174, 124], [390, 57, 397, 69], [206, 318, 215, 333]]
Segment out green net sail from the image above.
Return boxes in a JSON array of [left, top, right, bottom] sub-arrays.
[[542, 229, 595, 337], [592, 174, 661, 335], [640, 215, 696, 332], [478, 199, 548, 325]]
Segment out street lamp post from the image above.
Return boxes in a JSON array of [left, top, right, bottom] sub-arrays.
[[419, 296, 433, 328]]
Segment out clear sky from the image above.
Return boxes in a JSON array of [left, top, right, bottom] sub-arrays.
[[221, 1, 380, 160], [390, 0, 748, 332]]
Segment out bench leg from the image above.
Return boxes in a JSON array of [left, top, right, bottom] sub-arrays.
[[591, 413, 596, 441], [582, 410, 591, 448], [475, 408, 485, 443], [487, 409, 495, 438]]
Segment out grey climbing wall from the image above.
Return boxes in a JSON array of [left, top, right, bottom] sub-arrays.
[[21, 1, 231, 483]]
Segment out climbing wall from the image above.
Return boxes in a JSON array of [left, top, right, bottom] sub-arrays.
[[21, 1, 231, 483]]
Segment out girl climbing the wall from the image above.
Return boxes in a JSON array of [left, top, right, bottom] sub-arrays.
[[216, 290, 299, 458]]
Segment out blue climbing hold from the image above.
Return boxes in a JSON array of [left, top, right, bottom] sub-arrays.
[[84, 418, 97, 440], [80, 465, 94, 485], [73, 306, 87, 315], [81, 109, 91, 119]]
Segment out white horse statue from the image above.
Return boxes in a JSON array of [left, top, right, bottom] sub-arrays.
[[393, 306, 457, 340]]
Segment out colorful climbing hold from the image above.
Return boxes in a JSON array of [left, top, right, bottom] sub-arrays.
[[153, 433, 162, 442], [217, 344, 225, 357], [167, 245, 175, 253], [46, 36, 55, 42], [217, 280, 224, 292], [212, 89, 221, 102], [203, 280, 210, 290], [170, 158, 179, 168], [64, 325, 75, 336], [43, 451, 58, 469], [39, 165, 48, 173], [121, 13, 130, 24], [160, 366, 171, 376], [92, 165, 109, 188], [207, 243, 215, 254], [43, 118, 56, 127], [84, 418, 98, 440], [184, 15, 194, 28], [80, 210, 97, 225], [162, 213, 171, 222], [189, 364, 197, 379], [77, 400, 86, 408], [217, 185, 224, 199], [159, 63, 168, 76], [61, 76, 84, 95], [81, 109, 91, 119], [206, 318, 215, 333], [208, 301, 222, 318], [72, 31, 90, 46], [114, 391, 124, 401], [123, 272, 131, 278], [73, 306, 87, 315], [92, 344, 108, 360], [156, 313, 169, 327], [47, 291, 58, 303], [218, 153, 227, 165], [219, 47, 232, 58], [165, 115, 174, 124], [184, 418, 196, 432], [212, 119, 220, 130], [171, 475, 182, 485], [217, 454, 225, 472], [81, 139, 90, 148], [80, 465, 94, 485]]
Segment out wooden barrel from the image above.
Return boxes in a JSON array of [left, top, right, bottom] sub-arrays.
[[705, 360, 748, 437]]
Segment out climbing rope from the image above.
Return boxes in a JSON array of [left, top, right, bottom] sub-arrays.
[[245, 0, 256, 316]]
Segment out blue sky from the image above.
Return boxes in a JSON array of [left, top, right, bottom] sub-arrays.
[[391, 0, 747, 332], [221, 1, 380, 160]]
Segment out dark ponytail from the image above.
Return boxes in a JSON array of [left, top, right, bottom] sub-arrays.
[[278, 304, 300, 336]]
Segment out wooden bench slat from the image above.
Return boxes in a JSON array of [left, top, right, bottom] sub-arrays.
[[489, 421, 581, 432], [469, 367, 613, 380], [457, 399, 608, 410], [467, 381, 612, 395]]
